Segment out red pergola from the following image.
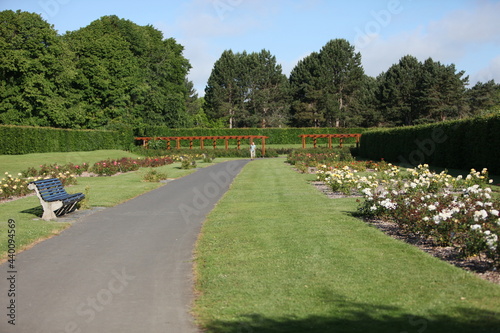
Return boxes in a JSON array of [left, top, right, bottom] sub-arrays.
[[135, 135, 269, 155], [298, 134, 362, 148]]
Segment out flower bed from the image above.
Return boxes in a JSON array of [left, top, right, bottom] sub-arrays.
[[1, 171, 77, 201], [316, 162, 500, 268], [0, 156, 175, 201]]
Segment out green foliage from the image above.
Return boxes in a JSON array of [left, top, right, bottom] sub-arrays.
[[378, 56, 469, 126], [180, 157, 197, 169], [2, 11, 496, 131], [0, 125, 132, 154], [467, 80, 500, 116], [205, 49, 290, 128], [0, 11, 191, 130], [63, 16, 191, 129], [359, 114, 500, 173], [0, 10, 78, 128], [142, 169, 168, 182], [286, 147, 355, 166], [289, 39, 364, 127]]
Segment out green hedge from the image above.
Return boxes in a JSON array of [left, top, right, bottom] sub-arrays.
[[0, 125, 133, 155], [358, 115, 500, 173], [135, 127, 367, 145]]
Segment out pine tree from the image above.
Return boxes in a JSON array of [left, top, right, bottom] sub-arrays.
[[204, 50, 241, 128], [418, 58, 469, 122], [205, 49, 289, 128], [289, 39, 364, 127], [289, 52, 324, 127], [378, 55, 422, 126], [467, 80, 500, 116], [317, 39, 364, 127]]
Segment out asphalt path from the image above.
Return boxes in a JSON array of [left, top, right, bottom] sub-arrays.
[[0, 159, 250, 333]]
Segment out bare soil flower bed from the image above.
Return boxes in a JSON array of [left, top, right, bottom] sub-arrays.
[[310, 180, 500, 285]]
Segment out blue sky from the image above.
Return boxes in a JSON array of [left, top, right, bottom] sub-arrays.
[[2, 0, 500, 95]]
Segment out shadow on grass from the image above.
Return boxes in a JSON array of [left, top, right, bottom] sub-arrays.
[[201, 299, 500, 333], [20, 206, 43, 218]]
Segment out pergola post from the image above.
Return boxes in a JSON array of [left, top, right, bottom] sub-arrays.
[[262, 137, 266, 157]]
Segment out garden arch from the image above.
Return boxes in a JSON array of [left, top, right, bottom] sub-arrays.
[[135, 135, 269, 156]]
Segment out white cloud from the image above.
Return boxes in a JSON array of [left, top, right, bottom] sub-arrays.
[[358, 0, 500, 80], [155, 0, 270, 95], [472, 55, 500, 84]]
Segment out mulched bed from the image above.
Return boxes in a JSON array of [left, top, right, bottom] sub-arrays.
[[310, 180, 500, 285]]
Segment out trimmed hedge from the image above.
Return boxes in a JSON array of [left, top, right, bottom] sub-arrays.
[[0, 125, 133, 155], [358, 115, 500, 173], [135, 127, 367, 145]]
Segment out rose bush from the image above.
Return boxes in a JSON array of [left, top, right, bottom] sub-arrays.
[[351, 165, 499, 267], [1, 156, 175, 200]]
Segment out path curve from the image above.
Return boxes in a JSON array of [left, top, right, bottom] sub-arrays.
[[0, 159, 250, 333]]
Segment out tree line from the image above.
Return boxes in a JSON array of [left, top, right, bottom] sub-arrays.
[[1, 10, 499, 130], [0, 10, 193, 129], [206, 40, 500, 128]]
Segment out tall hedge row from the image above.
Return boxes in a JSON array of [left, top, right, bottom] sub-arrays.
[[359, 115, 500, 173], [136, 127, 367, 145], [0, 125, 133, 155]]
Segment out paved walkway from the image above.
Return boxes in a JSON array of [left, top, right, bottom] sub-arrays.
[[0, 160, 250, 333]]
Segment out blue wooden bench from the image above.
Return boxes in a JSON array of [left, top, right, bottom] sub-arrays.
[[28, 178, 85, 221]]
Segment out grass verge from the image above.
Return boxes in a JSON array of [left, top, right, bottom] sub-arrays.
[[193, 158, 500, 333]]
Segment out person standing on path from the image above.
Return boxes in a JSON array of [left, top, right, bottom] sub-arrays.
[[250, 141, 256, 160]]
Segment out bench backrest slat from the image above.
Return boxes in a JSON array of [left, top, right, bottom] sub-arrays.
[[31, 178, 69, 201]]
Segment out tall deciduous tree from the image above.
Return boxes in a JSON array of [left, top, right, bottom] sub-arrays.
[[0, 10, 77, 127], [64, 16, 191, 128]]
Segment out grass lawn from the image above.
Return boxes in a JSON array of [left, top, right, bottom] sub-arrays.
[[0, 151, 227, 261], [0, 149, 142, 176], [193, 158, 500, 333]]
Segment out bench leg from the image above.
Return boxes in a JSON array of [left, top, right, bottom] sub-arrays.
[[55, 201, 79, 217], [41, 201, 63, 221]]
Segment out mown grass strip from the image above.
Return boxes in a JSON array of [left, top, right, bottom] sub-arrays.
[[194, 158, 500, 333]]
